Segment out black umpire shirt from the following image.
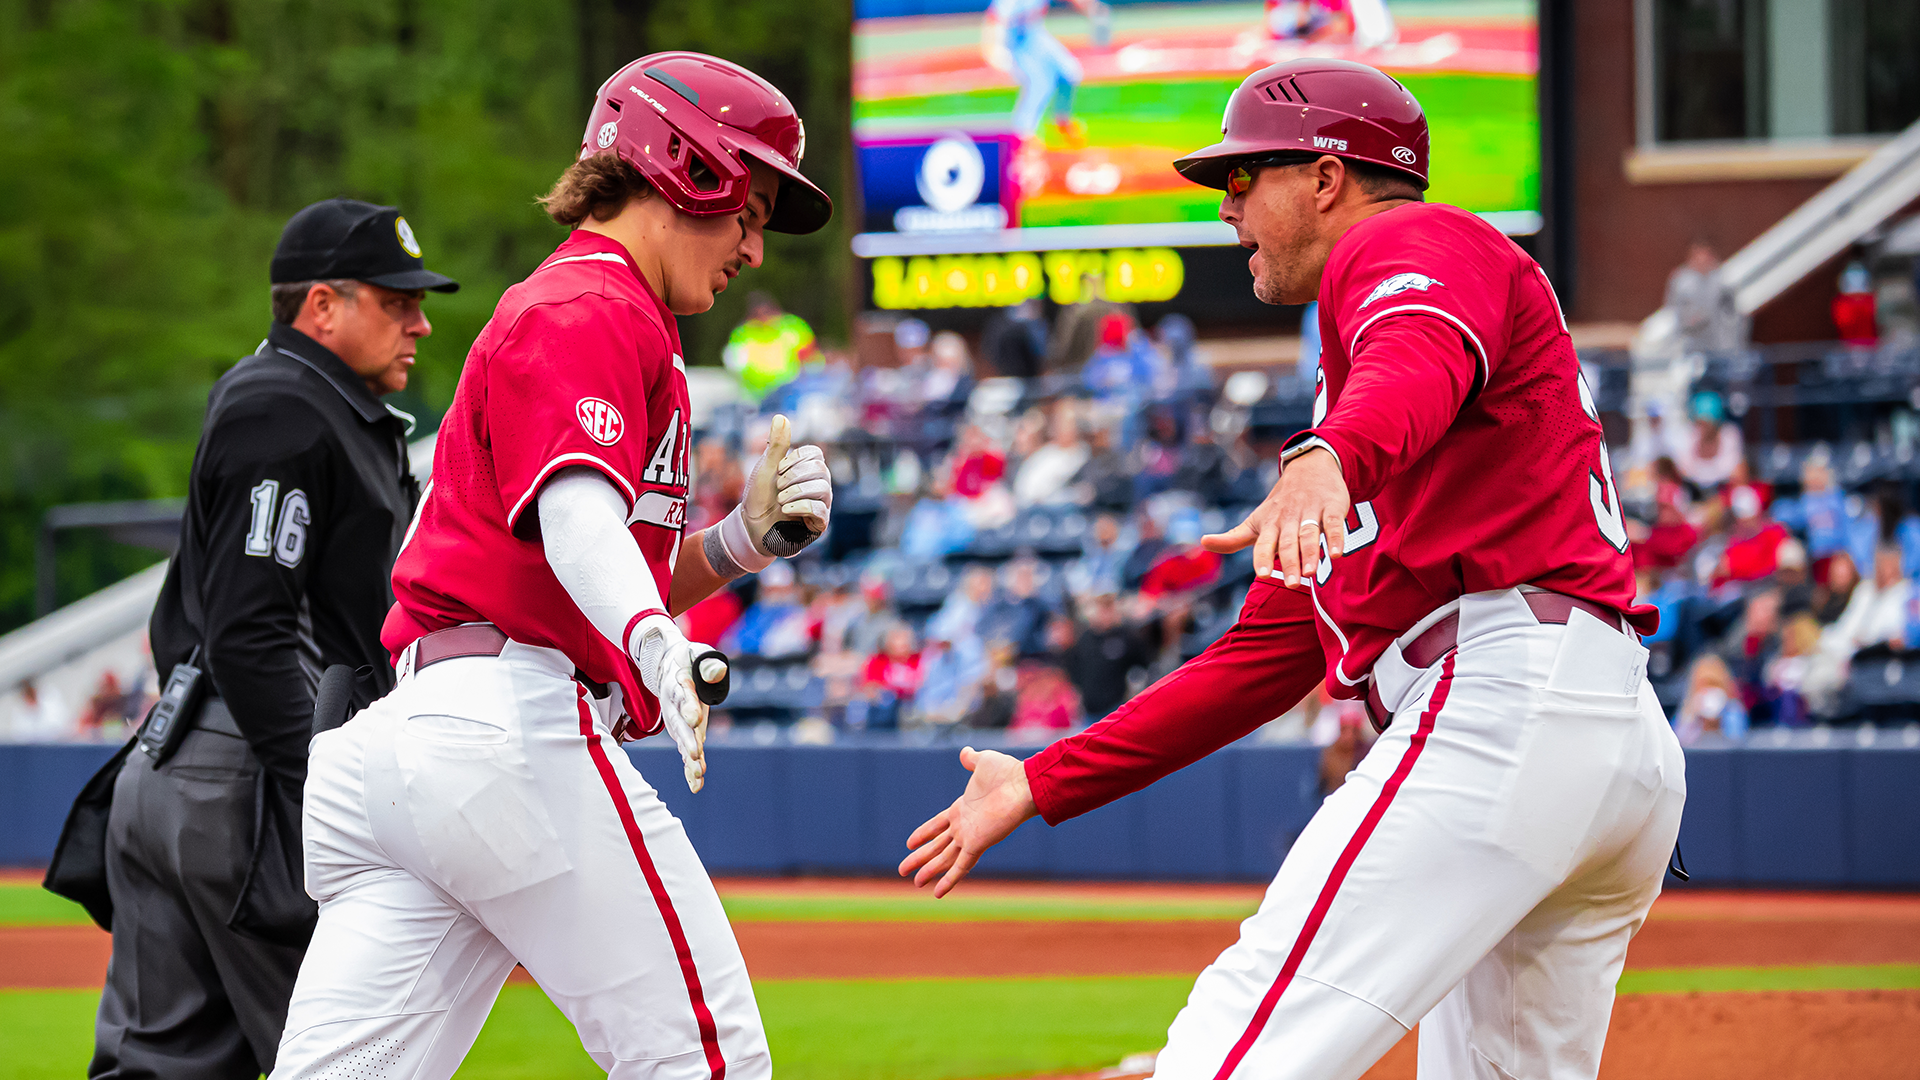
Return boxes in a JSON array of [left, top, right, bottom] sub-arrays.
[[151, 321, 418, 790]]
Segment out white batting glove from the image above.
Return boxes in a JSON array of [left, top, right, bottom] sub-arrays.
[[719, 415, 833, 564], [631, 613, 711, 793]]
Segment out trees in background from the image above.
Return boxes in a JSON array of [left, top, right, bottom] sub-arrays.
[[0, 0, 851, 631]]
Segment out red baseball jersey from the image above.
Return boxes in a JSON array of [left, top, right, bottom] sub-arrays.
[[384, 230, 692, 735], [1300, 202, 1654, 697]]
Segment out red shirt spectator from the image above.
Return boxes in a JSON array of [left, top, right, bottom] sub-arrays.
[[680, 588, 744, 649], [1142, 547, 1222, 597]]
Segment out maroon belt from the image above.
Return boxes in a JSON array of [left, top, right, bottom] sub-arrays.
[[410, 623, 613, 700], [1362, 591, 1630, 733], [412, 623, 509, 671]]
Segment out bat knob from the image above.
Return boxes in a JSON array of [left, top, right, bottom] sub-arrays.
[[692, 648, 730, 706]]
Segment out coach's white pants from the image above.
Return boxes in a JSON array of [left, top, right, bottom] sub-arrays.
[[1155, 587, 1686, 1080], [270, 641, 770, 1080]]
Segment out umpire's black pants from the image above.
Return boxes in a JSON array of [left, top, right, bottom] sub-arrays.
[[90, 703, 304, 1079]]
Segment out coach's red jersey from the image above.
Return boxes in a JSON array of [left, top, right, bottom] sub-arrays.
[[384, 231, 692, 735], [1300, 202, 1654, 697]]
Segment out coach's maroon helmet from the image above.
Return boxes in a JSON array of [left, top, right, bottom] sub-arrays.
[[1175, 59, 1429, 191], [578, 52, 832, 234]]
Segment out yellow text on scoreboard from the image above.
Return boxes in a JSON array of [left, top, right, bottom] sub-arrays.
[[870, 248, 1186, 310]]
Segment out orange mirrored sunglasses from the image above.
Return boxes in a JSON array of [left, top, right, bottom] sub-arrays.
[[1225, 155, 1312, 198]]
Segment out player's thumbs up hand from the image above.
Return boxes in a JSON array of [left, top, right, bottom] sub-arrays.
[[736, 414, 833, 560]]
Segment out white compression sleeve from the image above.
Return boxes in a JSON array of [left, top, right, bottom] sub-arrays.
[[537, 467, 669, 659]]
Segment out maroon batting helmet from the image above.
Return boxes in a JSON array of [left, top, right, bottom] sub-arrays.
[[1175, 59, 1429, 191], [578, 52, 832, 234]]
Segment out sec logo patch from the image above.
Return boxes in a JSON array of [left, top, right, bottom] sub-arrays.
[[576, 397, 624, 446]]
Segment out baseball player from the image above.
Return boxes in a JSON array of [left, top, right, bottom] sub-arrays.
[[269, 52, 833, 1080], [901, 59, 1685, 1080]]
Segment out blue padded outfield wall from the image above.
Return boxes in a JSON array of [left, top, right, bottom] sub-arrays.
[[3, 741, 1918, 887]]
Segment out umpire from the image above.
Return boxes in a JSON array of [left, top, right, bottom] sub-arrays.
[[91, 199, 457, 1078]]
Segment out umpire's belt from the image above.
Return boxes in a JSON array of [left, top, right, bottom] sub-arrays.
[[405, 623, 611, 699], [1362, 590, 1629, 733], [196, 697, 244, 738]]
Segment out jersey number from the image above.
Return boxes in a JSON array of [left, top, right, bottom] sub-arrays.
[[245, 479, 311, 568], [1577, 371, 1630, 553]]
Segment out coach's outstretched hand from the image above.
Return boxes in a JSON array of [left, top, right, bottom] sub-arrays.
[[900, 747, 1038, 898], [1203, 446, 1350, 590]]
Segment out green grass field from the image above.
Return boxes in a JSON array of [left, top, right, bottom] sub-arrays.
[[0, 881, 1262, 927], [8, 968, 1919, 1080]]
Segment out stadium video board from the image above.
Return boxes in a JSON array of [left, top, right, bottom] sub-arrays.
[[854, 0, 1540, 310]]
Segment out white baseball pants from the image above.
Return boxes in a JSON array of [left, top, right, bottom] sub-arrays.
[[1154, 587, 1687, 1080], [270, 641, 769, 1080]]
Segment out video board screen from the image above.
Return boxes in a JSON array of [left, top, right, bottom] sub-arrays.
[[853, 0, 1540, 272]]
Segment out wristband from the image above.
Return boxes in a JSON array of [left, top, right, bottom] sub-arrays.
[[716, 505, 776, 574]]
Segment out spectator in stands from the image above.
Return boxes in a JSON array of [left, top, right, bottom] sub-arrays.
[[1070, 422, 1133, 509], [1671, 391, 1743, 491], [911, 630, 987, 730], [1632, 465, 1699, 570], [1151, 313, 1214, 413], [965, 642, 1020, 730], [1711, 480, 1788, 585], [1065, 512, 1131, 598], [1131, 406, 1185, 503], [1047, 279, 1125, 372], [1141, 512, 1223, 601], [1318, 709, 1374, 795], [1764, 612, 1823, 727], [1014, 403, 1091, 507], [843, 576, 898, 659], [1773, 539, 1813, 616], [1140, 511, 1224, 667], [1720, 586, 1782, 721], [950, 422, 1016, 528], [1810, 551, 1859, 625], [1664, 239, 1749, 356], [898, 471, 975, 559], [722, 291, 817, 401], [978, 557, 1055, 657], [1791, 455, 1853, 562], [1008, 650, 1081, 742], [1832, 259, 1878, 346], [1058, 590, 1151, 721], [690, 435, 745, 532], [1676, 654, 1749, 746], [682, 584, 746, 655], [849, 622, 922, 730], [11, 678, 70, 741], [1170, 424, 1236, 505], [721, 560, 813, 659], [927, 564, 995, 645], [1824, 544, 1911, 655], [1121, 508, 1169, 590], [981, 298, 1047, 379], [913, 330, 976, 409], [1083, 312, 1159, 404]]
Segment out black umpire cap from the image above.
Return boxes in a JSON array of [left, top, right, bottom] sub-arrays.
[[271, 198, 459, 293]]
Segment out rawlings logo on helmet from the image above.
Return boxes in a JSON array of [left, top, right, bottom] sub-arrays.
[[1392, 146, 1417, 165], [1360, 272, 1443, 309]]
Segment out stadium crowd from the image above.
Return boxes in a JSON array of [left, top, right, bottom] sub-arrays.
[[14, 292, 1920, 762]]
